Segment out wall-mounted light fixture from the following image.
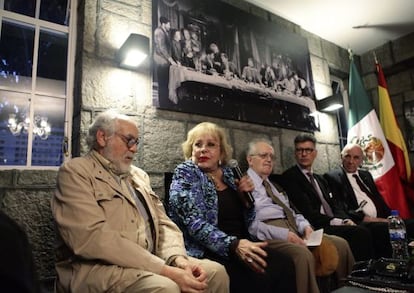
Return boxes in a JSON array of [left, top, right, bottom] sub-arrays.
[[116, 33, 150, 70], [316, 93, 343, 112]]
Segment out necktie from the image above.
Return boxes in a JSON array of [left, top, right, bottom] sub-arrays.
[[352, 174, 372, 195], [352, 174, 383, 215], [307, 172, 334, 217], [262, 180, 298, 232]]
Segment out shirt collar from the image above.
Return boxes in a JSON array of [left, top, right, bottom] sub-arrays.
[[296, 164, 313, 176], [247, 167, 268, 187]]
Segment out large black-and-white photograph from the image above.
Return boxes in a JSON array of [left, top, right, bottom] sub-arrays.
[[152, 0, 318, 131], [404, 100, 414, 151]]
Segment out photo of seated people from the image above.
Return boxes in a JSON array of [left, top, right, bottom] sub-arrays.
[[152, 0, 317, 132]]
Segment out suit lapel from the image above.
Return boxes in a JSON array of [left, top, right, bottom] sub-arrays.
[[358, 171, 374, 191], [293, 166, 323, 203], [339, 168, 359, 208], [313, 174, 330, 200], [358, 170, 390, 217]]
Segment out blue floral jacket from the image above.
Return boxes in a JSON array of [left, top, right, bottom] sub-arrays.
[[168, 160, 255, 259]]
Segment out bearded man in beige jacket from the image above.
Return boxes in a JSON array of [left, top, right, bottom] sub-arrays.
[[51, 110, 229, 293]]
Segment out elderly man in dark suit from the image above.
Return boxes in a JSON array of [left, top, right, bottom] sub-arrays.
[[280, 133, 374, 261], [324, 143, 414, 258]]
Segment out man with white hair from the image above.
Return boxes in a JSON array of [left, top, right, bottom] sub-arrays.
[[281, 134, 374, 261], [324, 143, 414, 258], [51, 110, 229, 292], [246, 138, 354, 293]]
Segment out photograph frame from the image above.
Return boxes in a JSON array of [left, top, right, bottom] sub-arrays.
[[404, 100, 414, 152], [152, 0, 318, 132]]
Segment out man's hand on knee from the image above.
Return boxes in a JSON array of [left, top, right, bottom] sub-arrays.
[[160, 264, 208, 292]]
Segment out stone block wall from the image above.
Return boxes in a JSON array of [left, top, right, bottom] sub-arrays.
[[0, 170, 57, 290], [359, 32, 414, 164], [1, 0, 414, 289]]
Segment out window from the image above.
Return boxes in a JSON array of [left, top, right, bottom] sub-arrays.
[[0, 0, 75, 168]]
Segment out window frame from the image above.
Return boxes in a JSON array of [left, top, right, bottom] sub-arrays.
[[0, 0, 76, 170]]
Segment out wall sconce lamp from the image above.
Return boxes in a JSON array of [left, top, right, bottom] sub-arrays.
[[316, 93, 344, 112], [117, 33, 150, 70]]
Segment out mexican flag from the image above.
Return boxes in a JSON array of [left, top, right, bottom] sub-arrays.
[[347, 58, 412, 218]]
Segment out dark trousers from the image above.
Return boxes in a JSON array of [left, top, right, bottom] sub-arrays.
[[156, 64, 175, 109], [206, 247, 297, 293], [324, 225, 374, 261], [0, 210, 41, 293], [404, 218, 414, 242], [360, 222, 392, 258], [353, 219, 414, 259]]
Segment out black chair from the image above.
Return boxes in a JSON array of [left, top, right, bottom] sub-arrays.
[[163, 172, 174, 213], [0, 210, 41, 293]]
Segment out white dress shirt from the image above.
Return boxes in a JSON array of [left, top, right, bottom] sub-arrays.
[[346, 172, 377, 217]]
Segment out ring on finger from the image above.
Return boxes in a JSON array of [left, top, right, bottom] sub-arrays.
[[247, 257, 253, 263]]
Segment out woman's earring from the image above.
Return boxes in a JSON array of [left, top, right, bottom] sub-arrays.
[[218, 159, 222, 166]]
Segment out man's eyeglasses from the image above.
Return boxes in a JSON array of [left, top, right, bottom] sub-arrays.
[[295, 148, 314, 154], [251, 153, 274, 160], [114, 132, 140, 148]]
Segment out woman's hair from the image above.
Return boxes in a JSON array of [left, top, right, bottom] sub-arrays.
[[86, 110, 136, 150], [182, 122, 233, 165]]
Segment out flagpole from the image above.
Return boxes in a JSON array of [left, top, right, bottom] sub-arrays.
[[348, 48, 353, 60], [373, 51, 378, 65]]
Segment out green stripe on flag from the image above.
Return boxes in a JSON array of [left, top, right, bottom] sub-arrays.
[[348, 59, 373, 127]]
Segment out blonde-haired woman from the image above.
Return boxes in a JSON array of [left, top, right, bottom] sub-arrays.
[[169, 122, 296, 293]]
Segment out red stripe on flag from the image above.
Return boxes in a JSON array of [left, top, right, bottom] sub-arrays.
[[387, 140, 409, 182], [375, 165, 413, 219], [377, 61, 412, 183], [376, 63, 387, 87]]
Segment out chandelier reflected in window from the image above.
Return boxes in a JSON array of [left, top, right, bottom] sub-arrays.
[[8, 113, 51, 140]]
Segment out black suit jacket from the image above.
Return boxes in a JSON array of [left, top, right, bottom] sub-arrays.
[[278, 165, 347, 229], [324, 167, 391, 222], [276, 167, 380, 261]]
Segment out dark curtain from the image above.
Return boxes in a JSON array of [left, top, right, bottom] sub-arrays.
[[157, 0, 179, 29]]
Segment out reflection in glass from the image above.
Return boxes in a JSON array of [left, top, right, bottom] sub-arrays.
[[0, 91, 30, 165], [1, 1, 71, 167], [0, 20, 35, 91], [3, 0, 36, 18], [32, 95, 65, 166], [37, 30, 68, 82], [40, 0, 70, 25]]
